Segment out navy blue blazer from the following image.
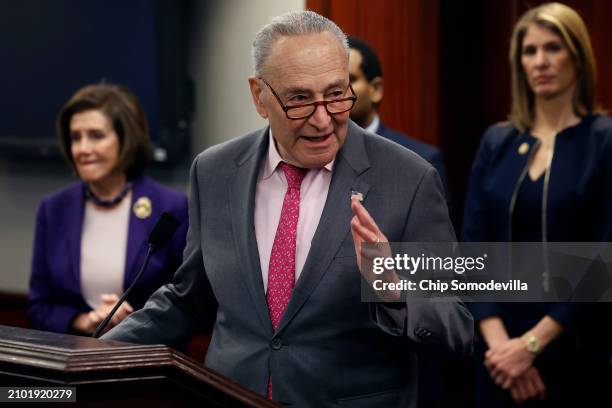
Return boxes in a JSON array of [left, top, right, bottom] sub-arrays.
[[28, 176, 188, 333], [462, 114, 612, 326], [377, 122, 449, 196]]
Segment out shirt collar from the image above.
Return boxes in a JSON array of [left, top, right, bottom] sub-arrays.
[[365, 115, 380, 134], [262, 129, 334, 180]]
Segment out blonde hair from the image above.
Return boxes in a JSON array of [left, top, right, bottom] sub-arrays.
[[508, 2, 597, 132]]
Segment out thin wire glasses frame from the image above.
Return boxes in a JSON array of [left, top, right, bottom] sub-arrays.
[[260, 78, 357, 120]]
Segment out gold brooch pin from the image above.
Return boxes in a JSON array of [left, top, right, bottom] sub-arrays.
[[133, 196, 152, 219], [518, 142, 530, 155]]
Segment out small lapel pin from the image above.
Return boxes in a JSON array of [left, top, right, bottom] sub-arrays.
[[351, 190, 364, 202], [518, 142, 530, 155], [133, 196, 152, 219]]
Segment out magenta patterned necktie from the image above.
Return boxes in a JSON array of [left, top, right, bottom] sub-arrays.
[[266, 162, 307, 400], [266, 162, 307, 329]]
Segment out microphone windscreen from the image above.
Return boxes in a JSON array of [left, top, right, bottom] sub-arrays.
[[148, 212, 180, 249]]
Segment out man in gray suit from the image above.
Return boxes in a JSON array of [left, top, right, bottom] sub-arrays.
[[104, 10, 472, 407]]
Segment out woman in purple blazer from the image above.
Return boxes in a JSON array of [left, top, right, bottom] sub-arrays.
[[28, 84, 188, 335]]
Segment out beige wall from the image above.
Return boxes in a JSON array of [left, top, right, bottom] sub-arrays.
[[189, 0, 305, 153], [0, 0, 305, 294]]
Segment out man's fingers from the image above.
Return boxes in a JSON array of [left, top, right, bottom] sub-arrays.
[[351, 215, 378, 243], [350, 200, 382, 240]]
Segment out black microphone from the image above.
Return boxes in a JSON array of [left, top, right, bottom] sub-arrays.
[[92, 212, 180, 338], [148, 212, 181, 249]]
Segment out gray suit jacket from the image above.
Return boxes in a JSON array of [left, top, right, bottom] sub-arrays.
[[104, 121, 473, 407]]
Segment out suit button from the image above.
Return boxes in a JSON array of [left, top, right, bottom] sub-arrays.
[[415, 327, 432, 339], [270, 338, 282, 350]]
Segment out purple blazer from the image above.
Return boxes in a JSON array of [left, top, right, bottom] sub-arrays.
[[28, 176, 188, 333]]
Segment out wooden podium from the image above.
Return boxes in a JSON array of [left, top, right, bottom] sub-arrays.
[[0, 325, 278, 407]]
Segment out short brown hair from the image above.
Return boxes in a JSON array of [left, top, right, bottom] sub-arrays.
[[57, 83, 151, 180], [508, 2, 598, 132]]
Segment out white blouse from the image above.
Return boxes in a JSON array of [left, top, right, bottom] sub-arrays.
[[80, 193, 131, 310]]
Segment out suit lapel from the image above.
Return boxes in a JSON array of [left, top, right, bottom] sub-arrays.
[[66, 183, 86, 295], [276, 122, 371, 333], [229, 129, 274, 334], [123, 177, 151, 289]]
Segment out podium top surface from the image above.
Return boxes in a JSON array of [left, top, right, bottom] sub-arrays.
[[0, 325, 278, 407]]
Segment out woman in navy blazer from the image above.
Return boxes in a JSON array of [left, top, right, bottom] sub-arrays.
[[463, 3, 611, 407], [28, 84, 188, 335]]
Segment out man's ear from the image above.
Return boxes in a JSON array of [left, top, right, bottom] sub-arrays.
[[248, 77, 269, 119], [369, 76, 384, 105]]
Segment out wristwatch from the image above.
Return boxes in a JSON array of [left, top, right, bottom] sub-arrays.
[[522, 332, 541, 354]]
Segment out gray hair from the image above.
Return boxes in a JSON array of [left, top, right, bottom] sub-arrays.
[[252, 10, 349, 77]]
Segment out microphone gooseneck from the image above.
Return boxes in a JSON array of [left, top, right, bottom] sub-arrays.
[[92, 212, 180, 338]]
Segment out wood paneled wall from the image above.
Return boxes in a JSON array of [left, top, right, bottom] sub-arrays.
[[308, 0, 440, 147]]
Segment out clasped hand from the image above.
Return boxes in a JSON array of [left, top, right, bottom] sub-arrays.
[[485, 338, 545, 403], [73, 293, 133, 334]]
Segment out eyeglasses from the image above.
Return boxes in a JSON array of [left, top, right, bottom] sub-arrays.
[[261, 78, 357, 120]]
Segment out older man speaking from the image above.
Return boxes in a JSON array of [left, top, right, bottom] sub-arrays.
[[104, 11, 472, 407]]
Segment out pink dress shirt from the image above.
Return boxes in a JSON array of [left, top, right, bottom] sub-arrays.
[[254, 131, 333, 293]]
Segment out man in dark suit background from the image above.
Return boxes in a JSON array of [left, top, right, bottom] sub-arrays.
[[104, 11, 472, 407], [348, 36, 449, 196]]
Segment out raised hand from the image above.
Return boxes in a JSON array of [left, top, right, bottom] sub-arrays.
[[350, 198, 400, 301]]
